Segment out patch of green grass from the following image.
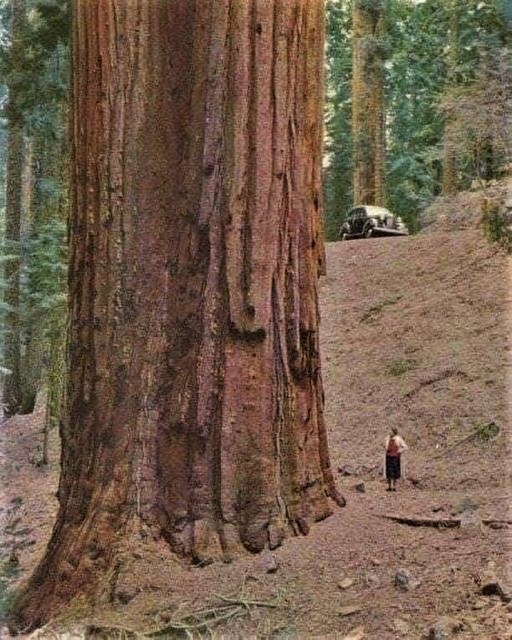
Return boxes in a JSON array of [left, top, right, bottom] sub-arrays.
[[481, 199, 512, 253], [452, 496, 479, 515], [388, 358, 413, 377], [474, 420, 500, 441], [0, 561, 20, 625], [361, 294, 402, 323]]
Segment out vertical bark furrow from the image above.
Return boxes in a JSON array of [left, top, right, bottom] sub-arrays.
[[224, 2, 250, 335], [188, 1, 231, 562]]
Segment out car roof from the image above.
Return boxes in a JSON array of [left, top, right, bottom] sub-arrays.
[[359, 205, 393, 216]]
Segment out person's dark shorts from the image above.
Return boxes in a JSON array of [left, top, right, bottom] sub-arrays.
[[386, 455, 401, 480]]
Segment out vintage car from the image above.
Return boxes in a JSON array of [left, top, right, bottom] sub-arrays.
[[338, 205, 409, 240]]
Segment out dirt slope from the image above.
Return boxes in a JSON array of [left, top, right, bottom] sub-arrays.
[[1, 229, 511, 639], [322, 229, 509, 493]]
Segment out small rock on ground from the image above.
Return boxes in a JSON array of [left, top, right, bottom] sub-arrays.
[[338, 577, 355, 589], [338, 464, 355, 476], [394, 568, 412, 591], [339, 604, 363, 617], [393, 618, 410, 635], [428, 616, 463, 639], [365, 572, 380, 586], [480, 562, 511, 602], [255, 552, 279, 574]]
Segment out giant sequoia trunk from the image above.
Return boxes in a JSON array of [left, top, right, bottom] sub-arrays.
[[13, 1, 343, 629], [2, 0, 25, 417], [352, 0, 386, 206]]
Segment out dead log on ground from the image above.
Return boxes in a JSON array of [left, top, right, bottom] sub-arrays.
[[378, 514, 512, 529]]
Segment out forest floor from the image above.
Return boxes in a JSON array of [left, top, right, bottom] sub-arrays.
[[0, 228, 511, 639]]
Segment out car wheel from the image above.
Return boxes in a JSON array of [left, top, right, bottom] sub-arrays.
[[340, 232, 348, 241]]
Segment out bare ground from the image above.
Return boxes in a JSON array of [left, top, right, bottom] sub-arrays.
[[1, 229, 511, 639]]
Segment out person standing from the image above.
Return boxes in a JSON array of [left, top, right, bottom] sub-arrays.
[[385, 427, 408, 491]]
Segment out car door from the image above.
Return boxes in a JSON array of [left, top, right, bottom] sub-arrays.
[[341, 208, 355, 235], [352, 208, 366, 235]]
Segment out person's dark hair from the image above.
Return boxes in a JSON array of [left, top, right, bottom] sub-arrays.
[[391, 427, 398, 436]]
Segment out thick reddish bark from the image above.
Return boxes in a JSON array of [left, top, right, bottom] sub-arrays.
[[12, 1, 343, 629]]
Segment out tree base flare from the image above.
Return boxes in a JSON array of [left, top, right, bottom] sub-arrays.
[[9, 495, 345, 633]]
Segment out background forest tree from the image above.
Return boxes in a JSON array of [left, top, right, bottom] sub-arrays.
[[352, 0, 387, 208], [0, 0, 68, 426]]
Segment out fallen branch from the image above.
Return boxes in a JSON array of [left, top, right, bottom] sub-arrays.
[[403, 368, 470, 400], [378, 514, 512, 529], [434, 422, 500, 459], [146, 605, 245, 636], [74, 589, 281, 639], [82, 608, 245, 639], [482, 518, 512, 527], [215, 594, 280, 609], [379, 514, 460, 528], [433, 432, 478, 458]]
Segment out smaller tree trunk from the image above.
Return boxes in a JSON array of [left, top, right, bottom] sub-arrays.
[[442, 121, 457, 195], [42, 313, 66, 465], [352, 0, 387, 206], [2, 0, 25, 416], [442, 0, 459, 196], [2, 119, 24, 416], [19, 138, 42, 414], [39, 106, 70, 451], [19, 96, 69, 415], [19, 324, 44, 414], [481, 139, 495, 181]]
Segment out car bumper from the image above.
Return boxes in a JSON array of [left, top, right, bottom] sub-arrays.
[[370, 227, 409, 237]]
